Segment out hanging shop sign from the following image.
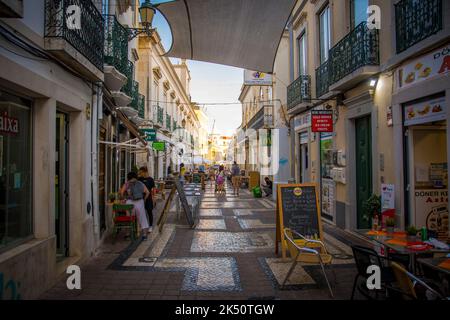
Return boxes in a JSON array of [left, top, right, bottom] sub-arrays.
[[0, 112, 19, 135], [152, 141, 166, 151], [311, 110, 333, 133], [141, 128, 157, 142], [244, 70, 273, 86], [398, 44, 450, 89], [404, 96, 446, 126]]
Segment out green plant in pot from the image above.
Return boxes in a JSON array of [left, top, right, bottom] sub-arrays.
[[362, 194, 381, 228], [385, 218, 396, 233], [406, 226, 418, 238], [108, 192, 116, 203]]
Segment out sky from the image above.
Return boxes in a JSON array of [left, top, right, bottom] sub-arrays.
[[147, 1, 244, 136]]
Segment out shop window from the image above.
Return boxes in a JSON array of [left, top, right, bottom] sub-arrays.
[[0, 91, 32, 251]]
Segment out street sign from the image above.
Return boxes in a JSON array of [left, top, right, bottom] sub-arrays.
[[311, 110, 333, 133], [141, 128, 156, 142]]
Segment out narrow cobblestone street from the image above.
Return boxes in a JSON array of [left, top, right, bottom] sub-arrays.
[[41, 182, 370, 300]]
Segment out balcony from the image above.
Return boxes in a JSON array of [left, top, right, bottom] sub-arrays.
[[395, 0, 442, 54], [287, 75, 311, 112], [138, 94, 145, 119], [119, 79, 138, 118], [112, 60, 133, 107], [44, 0, 104, 81], [153, 106, 164, 128], [162, 114, 171, 134], [328, 22, 379, 91], [104, 14, 128, 91], [316, 61, 330, 99]]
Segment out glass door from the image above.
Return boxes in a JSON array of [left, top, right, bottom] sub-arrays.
[[55, 112, 69, 258]]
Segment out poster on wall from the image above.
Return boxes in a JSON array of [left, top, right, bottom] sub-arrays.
[[414, 189, 449, 239], [381, 184, 395, 210], [321, 178, 335, 220], [398, 44, 450, 89], [404, 96, 446, 126]]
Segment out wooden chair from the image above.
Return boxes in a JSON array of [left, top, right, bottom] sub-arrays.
[[282, 228, 335, 297], [112, 204, 137, 242]]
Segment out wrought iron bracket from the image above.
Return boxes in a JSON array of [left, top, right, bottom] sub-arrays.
[[127, 27, 155, 41]]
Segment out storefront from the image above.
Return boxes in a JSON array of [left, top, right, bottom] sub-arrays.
[[0, 90, 32, 252], [393, 43, 450, 236]]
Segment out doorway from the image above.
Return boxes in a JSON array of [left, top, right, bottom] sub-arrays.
[[298, 132, 309, 183], [355, 115, 372, 229], [55, 112, 69, 258], [98, 127, 106, 234]]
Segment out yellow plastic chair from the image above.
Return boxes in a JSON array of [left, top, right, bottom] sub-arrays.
[[282, 228, 335, 297], [390, 262, 444, 300]]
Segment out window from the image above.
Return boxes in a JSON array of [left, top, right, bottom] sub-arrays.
[[0, 91, 32, 251], [319, 6, 331, 64], [350, 0, 368, 29], [297, 32, 307, 75]]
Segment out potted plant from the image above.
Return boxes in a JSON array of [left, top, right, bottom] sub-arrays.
[[362, 194, 381, 228], [108, 192, 116, 203], [385, 218, 396, 233], [406, 225, 418, 239]]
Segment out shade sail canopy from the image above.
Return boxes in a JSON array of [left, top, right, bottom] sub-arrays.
[[157, 0, 296, 73]]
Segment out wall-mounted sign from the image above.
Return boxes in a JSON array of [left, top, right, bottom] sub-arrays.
[[152, 141, 166, 151], [244, 70, 273, 86], [398, 44, 450, 89], [381, 184, 395, 210], [387, 106, 393, 127], [404, 96, 446, 126], [311, 110, 333, 132], [0, 112, 19, 135], [141, 128, 156, 142]]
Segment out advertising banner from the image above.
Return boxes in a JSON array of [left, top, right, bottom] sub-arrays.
[[244, 70, 273, 86], [404, 96, 446, 126]]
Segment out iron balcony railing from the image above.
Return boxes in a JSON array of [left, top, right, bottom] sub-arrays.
[[104, 14, 129, 75], [44, 0, 104, 71], [315, 60, 330, 98], [287, 75, 311, 110], [328, 22, 379, 86], [166, 114, 171, 131], [121, 61, 134, 98], [138, 94, 145, 119], [395, 0, 442, 53]]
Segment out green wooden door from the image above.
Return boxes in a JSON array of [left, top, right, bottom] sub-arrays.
[[356, 116, 372, 229]]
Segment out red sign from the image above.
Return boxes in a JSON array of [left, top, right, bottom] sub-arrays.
[[311, 111, 333, 133]]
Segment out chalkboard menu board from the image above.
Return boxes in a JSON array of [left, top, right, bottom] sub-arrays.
[[174, 178, 195, 227], [276, 184, 322, 256]]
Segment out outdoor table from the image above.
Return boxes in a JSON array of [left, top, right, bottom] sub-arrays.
[[357, 229, 450, 274]]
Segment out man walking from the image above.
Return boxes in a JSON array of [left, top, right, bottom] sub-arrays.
[[138, 166, 156, 232], [231, 161, 241, 196]]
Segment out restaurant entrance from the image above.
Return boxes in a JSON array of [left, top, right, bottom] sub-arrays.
[[403, 93, 448, 239]]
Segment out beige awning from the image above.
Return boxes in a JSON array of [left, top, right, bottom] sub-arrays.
[[158, 0, 296, 73]]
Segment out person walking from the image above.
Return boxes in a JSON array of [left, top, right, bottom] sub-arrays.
[[179, 163, 186, 185], [208, 166, 216, 187], [138, 166, 156, 233], [231, 161, 241, 196], [216, 167, 226, 195], [120, 172, 150, 240]]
